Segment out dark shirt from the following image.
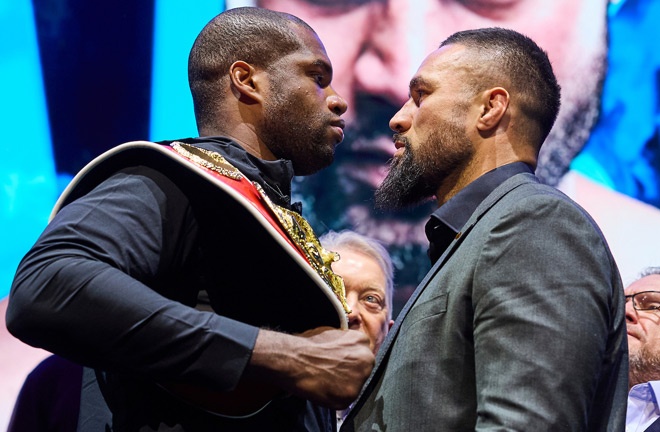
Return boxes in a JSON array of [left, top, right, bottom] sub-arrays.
[[8, 355, 83, 432], [184, 137, 300, 212], [7, 137, 333, 432], [425, 162, 533, 263]]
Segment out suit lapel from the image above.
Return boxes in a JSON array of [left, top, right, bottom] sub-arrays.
[[342, 173, 537, 429], [646, 417, 660, 432]]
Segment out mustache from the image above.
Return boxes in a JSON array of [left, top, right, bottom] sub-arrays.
[[392, 133, 410, 147]]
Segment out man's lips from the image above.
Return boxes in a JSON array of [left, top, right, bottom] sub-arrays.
[[330, 119, 345, 142], [394, 139, 406, 157]]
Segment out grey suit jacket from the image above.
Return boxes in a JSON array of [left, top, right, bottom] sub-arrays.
[[342, 173, 628, 432]]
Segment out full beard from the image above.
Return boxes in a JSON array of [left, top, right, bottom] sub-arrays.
[[374, 140, 431, 210], [374, 121, 474, 211], [629, 347, 660, 389]]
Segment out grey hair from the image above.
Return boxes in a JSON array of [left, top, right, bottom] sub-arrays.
[[639, 267, 660, 278], [320, 230, 394, 319]]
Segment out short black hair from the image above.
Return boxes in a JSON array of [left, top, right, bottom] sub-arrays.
[[441, 27, 561, 146], [188, 7, 315, 131]]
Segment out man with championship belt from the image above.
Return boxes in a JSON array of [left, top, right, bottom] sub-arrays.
[[6, 7, 374, 432]]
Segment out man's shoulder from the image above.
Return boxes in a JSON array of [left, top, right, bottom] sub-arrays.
[[475, 172, 577, 218], [493, 173, 591, 215], [477, 173, 611, 247]]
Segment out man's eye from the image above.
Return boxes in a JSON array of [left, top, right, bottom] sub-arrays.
[[412, 89, 426, 105], [460, 0, 519, 7], [310, 73, 326, 86], [637, 293, 660, 309], [364, 295, 384, 309], [642, 301, 660, 309], [300, 0, 382, 7], [454, 0, 521, 20]]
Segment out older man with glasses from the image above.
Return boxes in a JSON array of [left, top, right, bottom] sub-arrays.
[[626, 267, 660, 431]]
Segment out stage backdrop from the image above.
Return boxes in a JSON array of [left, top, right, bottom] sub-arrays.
[[1, 0, 660, 428]]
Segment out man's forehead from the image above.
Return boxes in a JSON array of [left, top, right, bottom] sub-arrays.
[[626, 275, 660, 294], [290, 38, 333, 73], [291, 23, 329, 56], [276, 46, 333, 76], [428, 44, 467, 63], [418, 44, 468, 72], [412, 44, 467, 81]]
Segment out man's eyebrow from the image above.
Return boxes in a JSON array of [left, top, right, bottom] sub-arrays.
[[312, 59, 332, 75], [409, 76, 430, 90], [408, 76, 430, 98]]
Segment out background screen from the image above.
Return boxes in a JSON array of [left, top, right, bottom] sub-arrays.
[[1, 0, 659, 426]]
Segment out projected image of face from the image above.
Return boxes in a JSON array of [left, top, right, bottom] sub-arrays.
[[252, 0, 608, 311]]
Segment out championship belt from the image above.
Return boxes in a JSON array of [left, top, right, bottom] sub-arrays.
[[50, 140, 350, 417]]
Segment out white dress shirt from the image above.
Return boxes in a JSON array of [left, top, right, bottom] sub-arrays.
[[627, 381, 660, 432]]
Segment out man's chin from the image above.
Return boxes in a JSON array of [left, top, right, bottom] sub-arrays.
[[294, 153, 335, 176], [626, 337, 641, 351]]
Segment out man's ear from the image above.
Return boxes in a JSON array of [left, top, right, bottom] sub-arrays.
[[477, 87, 509, 132], [229, 60, 263, 105]]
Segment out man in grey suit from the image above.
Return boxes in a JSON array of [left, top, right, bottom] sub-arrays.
[[341, 28, 628, 431]]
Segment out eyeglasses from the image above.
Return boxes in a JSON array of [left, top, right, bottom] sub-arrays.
[[625, 291, 660, 311]]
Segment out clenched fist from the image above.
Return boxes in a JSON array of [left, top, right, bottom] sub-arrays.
[[248, 326, 375, 409]]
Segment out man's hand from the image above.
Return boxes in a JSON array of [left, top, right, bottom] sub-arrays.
[[248, 327, 375, 409]]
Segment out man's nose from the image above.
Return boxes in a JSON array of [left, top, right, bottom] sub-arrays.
[[326, 87, 348, 116], [352, 0, 427, 107], [389, 100, 414, 132], [625, 295, 638, 324], [347, 296, 361, 329]]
